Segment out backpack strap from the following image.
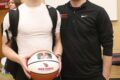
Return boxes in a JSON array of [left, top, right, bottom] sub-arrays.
[[9, 8, 19, 39], [9, 8, 19, 52], [4, 8, 19, 78], [46, 5, 58, 48]]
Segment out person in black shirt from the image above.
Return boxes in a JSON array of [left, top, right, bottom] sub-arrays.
[[57, 0, 113, 80]]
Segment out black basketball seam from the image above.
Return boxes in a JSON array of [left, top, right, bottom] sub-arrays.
[[28, 60, 59, 65]]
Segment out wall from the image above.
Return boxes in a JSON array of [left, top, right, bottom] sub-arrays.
[[112, 0, 120, 53]]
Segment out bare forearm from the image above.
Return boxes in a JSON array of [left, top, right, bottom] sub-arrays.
[[2, 45, 20, 63], [103, 55, 112, 80], [53, 40, 63, 56], [54, 32, 63, 56]]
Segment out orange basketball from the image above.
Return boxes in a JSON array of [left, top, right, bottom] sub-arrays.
[[27, 50, 60, 80]]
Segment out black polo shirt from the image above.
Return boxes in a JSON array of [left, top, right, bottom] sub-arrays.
[[57, 0, 113, 79]]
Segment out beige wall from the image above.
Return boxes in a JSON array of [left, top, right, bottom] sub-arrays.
[[112, 0, 120, 53]]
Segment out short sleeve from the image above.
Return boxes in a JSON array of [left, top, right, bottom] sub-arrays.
[[55, 10, 61, 33], [3, 12, 12, 39]]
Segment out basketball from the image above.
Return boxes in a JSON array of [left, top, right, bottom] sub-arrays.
[[27, 50, 60, 80]]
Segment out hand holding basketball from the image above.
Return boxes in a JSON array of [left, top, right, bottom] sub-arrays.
[[55, 54, 62, 77], [18, 55, 31, 79]]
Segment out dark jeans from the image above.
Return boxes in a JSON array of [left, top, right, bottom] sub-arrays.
[[55, 76, 106, 80], [15, 65, 30, 80]]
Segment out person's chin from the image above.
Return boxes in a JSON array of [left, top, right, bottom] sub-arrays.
[[71, 0, 81, 1], [10, 7, 16, 9], [27, 2, 40, 7]]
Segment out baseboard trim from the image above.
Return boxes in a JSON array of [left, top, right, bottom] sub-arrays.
[[110, 78, 120, 80]]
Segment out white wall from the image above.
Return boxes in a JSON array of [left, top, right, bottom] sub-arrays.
[[89, 0, 117, 20]]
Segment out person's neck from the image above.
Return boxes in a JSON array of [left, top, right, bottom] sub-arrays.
[[70, 0, 87, 8], [25, 1, 42, 7]]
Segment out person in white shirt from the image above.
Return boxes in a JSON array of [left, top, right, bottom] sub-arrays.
[[2, 0, 62, 80]]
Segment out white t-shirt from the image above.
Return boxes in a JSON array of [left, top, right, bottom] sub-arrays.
[[3, 3, 61, 57]]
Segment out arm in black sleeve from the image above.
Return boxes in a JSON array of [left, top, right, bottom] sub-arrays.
[[96, 8, 113, 56]]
